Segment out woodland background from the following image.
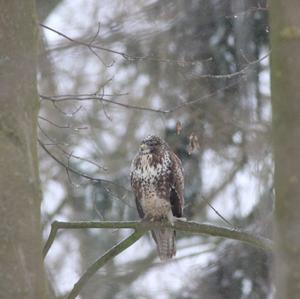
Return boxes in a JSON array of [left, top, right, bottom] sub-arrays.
[[39, 1, 271, 298], [1, 0, 299, 299]]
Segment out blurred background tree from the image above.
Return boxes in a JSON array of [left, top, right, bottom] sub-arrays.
[[270, 1, 300, 298], [37, 0, 272, 298], [0, 1, 46, 298]]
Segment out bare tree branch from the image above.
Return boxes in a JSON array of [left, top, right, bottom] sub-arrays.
[[191, 52, 269, 80], [40, 78, 243, 115], [43, 219, 272, 259], [40, 23, 129, 59], [43, 218, 272, 298], [39, 23, 212, 66], [67, 231, 144, 299], [40, 23, 269, 75], [38, 139, 126, 189], [38, 115, 88, 131], [40, 94, 169, 114], [38, 122, 107, 172]]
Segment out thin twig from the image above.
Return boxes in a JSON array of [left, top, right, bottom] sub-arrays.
[[166, 77, 244, 113], [43, 222, 59, 257], [43, 92, 128, 98], [86, 22, 115, 67], [39, 78, 243, 114], [40, 23, 212, 66], [192, 52, 269, 80], [38, 124, 107, 171], [89, 22, 101, 44], [202, 197, 236, 228], [38, 115, 88, 131], [40, 23, 129, 58], [38, 116, 71, 129], [38, 139, 124, 188], [40, 94, 168, 114], [40, 23, 268, 78], [66, 151, 80, 188]]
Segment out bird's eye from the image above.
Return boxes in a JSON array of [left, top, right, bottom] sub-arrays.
[[149, 141, 158, 146]]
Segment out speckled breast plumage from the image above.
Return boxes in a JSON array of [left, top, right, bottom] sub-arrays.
[[131, 151, 172, 219]]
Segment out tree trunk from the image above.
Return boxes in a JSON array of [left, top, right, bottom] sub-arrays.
[[0, 1, 46, 298], [270, 1, 300, 298]]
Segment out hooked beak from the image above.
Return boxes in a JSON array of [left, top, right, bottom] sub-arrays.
[[140, 143, 150, 153]]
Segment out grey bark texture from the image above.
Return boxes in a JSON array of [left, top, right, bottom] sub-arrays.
[[0, 1, 46, 298], [270, 1, 300, 298]]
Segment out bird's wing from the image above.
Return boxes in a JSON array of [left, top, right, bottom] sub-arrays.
[[169, 151, 184, 217], [130, 155, 145, 219]]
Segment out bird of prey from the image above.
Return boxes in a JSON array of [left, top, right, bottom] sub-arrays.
[[131, 135, 184, 260]]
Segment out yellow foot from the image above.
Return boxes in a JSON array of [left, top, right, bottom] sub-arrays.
[[143, 215, 156, 222], [167, 211, 175, 226]]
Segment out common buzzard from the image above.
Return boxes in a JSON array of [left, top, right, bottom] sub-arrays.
[[131, 135, 184, 260]]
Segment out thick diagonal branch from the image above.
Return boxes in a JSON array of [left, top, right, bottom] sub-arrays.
[[67, 231, 144, 299]]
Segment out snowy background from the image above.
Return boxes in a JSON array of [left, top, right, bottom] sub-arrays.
[[38, 1, 272, 298]]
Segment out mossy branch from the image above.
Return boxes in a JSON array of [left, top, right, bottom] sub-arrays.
[[43, 219, 273, 299], [44, 219, 272, 258], [67, 231, 144, 299]]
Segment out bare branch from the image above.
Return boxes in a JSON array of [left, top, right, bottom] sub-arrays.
[[43, 219, 273, 259], [89, 22, 101, 44], [67, 231, 144, 299], [191, 52, 270, 80], [38, 139, 123, 187], [40, 23, 129, 58], [202, 198, 236, 228], [43, 222, 59, 258], [167, 77, 244, 113], [40, 22, 268, 80], [43, 219, 272, 298], [50, 98, 83, 116], [38, 115, 88, 131], [40, 23, 212, 66], [40, 78, 243, 115], [39, 52, 269, 117], [38, 124, 107, 171], [38, 116, 71, 129], [40, 94, 168, 114]]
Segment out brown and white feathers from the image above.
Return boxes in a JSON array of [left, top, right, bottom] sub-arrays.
[[130, 135, 184, 260]]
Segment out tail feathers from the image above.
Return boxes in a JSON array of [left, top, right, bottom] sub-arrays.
[[151, 228, 176, 261]]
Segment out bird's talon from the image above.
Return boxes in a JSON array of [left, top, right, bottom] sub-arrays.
[[176, 217, 187, 221]]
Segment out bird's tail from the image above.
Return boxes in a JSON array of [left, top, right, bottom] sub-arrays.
[[151, 228, 176, 261]]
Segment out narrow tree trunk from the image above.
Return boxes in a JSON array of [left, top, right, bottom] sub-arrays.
[[270, 1, 300, 298], [0, 1, 46, 298]]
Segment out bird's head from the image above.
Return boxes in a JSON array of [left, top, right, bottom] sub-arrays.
[[139, 135, 168, 154]]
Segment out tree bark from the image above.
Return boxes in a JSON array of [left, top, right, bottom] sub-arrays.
[[36, 0, 63, 21], [270, 1, 300, 298], [0, 1, 46, 298]]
